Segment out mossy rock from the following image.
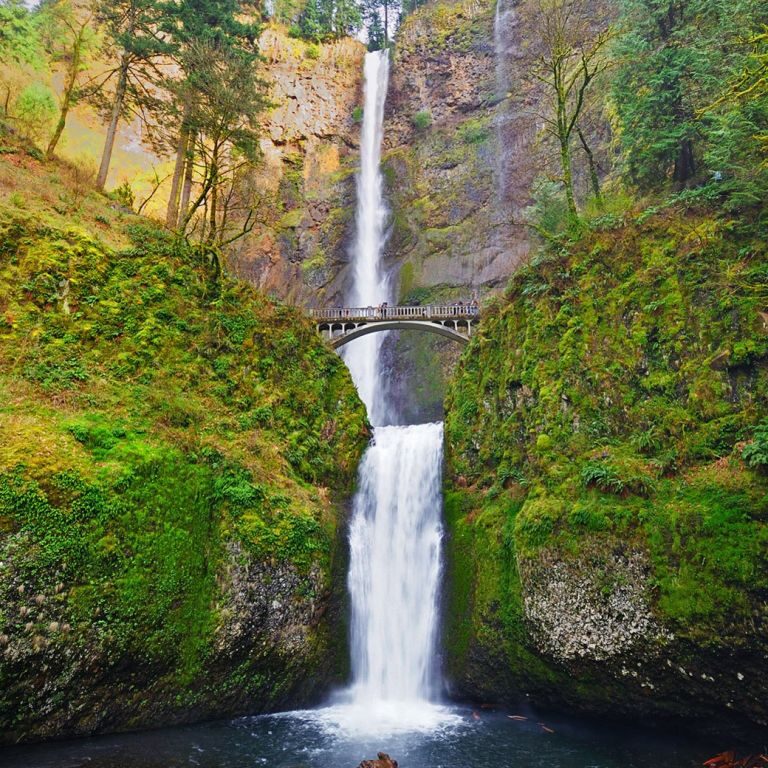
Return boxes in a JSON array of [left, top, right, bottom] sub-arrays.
[[443, 203, 768, 726], [0, 208, 368, 743]]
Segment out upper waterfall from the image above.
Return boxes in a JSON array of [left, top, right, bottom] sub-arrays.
[[342, 50, 392, 426]]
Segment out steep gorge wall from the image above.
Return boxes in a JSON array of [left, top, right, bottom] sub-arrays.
[[383, 0, 538, 303], [0, 200, 369, 743], [227, 28, 366, 307], [443, 205, 768, 726]]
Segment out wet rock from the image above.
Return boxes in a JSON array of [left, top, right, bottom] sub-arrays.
[[228, 28, 366, 306], [358, 753, 398, 768]]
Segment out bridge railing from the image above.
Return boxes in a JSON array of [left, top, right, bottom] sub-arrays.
[[309, 305, 479, 322]]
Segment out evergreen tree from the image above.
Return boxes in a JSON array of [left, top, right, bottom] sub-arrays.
[[0, 0, 40, 68], [177, 40, 266, 244], [703, 26, 768, 206], [90, 0, 170, 191], [611, 0, 768, 190], [366, 11, 385, 51], [160, 0, 262, 229], [297, 0, 361, 42], [297, 0, 324, 41], [0, 0, 43, 117], [360, 0, 399, 47]]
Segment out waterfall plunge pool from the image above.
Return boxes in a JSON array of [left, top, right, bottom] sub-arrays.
[[1, 704, 722, 767]]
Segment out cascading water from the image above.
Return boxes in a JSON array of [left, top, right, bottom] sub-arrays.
[[333, 49, 452, 734], [343, 50, 392, 426], [493, 0, 514, 208], [348, 423, 444, 704]]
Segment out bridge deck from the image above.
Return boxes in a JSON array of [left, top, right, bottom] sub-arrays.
[[310, 305, 479, 323]]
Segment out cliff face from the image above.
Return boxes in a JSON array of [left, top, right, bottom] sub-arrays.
[[443, 205, 768, 726], [382, 0, 538, 303], [0, 193, 368, 743], [227, 28, 366, 307]]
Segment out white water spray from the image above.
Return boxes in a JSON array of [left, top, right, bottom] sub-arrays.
[[348, 423, 444, 703]]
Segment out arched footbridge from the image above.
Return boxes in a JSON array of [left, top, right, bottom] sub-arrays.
[[310, 305, 479, 349]]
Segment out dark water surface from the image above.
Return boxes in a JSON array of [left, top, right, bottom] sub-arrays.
[[1, 704, 727, 768]]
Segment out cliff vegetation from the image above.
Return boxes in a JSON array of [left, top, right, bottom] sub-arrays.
[[0, 146, 368, 742]]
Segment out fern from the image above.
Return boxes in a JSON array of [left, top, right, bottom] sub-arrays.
[[743, 420, 768, 468]]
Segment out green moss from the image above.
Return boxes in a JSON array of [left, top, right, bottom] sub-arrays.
[[0, 207, 368, 740], [444, 202, 768, 706], [279, 208, 304, 229], [399, 261, 416, 299], [412, 110, 432, 130]]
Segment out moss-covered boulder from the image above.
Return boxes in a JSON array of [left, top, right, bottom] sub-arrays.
[[0, 210, 368, 743], [444, 204, 768, 726]]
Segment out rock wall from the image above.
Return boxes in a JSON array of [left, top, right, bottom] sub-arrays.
[[227, 27, 366, 307], [382, 0, 539, 303], [0, 208, 369, 743]]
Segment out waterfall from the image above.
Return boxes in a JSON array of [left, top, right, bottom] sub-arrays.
[[336, 49, 448, 731], [493, 0, 514, 208], [343, 50, 391, 427], [348, 424, 444, 703]]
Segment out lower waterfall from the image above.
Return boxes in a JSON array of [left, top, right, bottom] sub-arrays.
[[348, 423, 445, 704]]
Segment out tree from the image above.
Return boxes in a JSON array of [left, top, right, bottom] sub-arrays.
[[296, 0, 362, 42], [527, 0, 612, 219], [360, 0, 400, 48], [611, 0, 768, 191], [366, 11, 385, 52], [176, 40, 267, 245], [0, 0, 43, 116], [39, 0, 97, 160], [0, 0, 41, 68], [159, 0, 261, 230], [89, 0, 170, 190], [702, 26, 768, 206]]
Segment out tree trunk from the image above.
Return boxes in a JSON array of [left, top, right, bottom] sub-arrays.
[[556, 88, 577, 218], [577, 126, 602, 207], [673, 137, 695, 186], [178, 131, 196, 231], [207, 160, 218, 245], [46, 26, 85, 161], [560, 136, 577, 218], [96, 58, 129, 192], [166, 112, 191, 229]]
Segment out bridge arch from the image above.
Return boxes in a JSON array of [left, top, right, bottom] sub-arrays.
[[319, 319, 471, 349]]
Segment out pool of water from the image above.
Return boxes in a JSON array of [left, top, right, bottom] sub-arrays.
[[1, 703, 723, 768]]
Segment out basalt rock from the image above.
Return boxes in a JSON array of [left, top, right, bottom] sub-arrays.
[[227, 26, 366, 307], [443, 207, 768, 727]]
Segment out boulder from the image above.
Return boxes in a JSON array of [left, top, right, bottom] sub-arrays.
[[358, 753, 398, 768]]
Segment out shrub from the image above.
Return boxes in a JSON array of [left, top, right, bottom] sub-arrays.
[[109, 181, 135, 210], [581, 457, 657, 497], [412, 110, 432, 130], [743, 420, 768, 468], [14, 83, 57, 145]]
